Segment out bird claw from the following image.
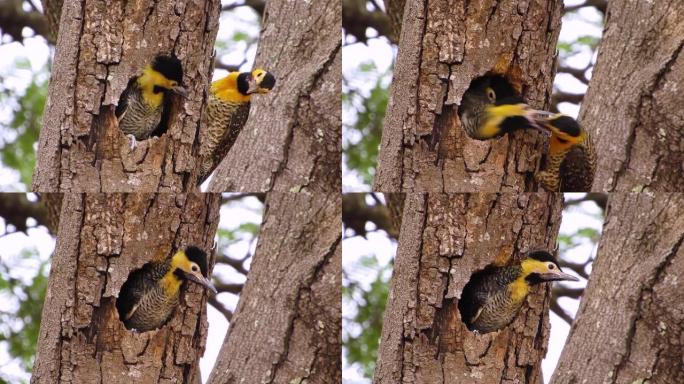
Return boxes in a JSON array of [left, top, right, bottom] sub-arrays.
[[127, 134, 138, 151]]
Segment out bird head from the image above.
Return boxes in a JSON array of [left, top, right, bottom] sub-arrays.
[[238, 69, 276, 95], [171, 246, 217, 294], [142, 55, 187, 97], [211, 69, 275, 103], [536, 114, 585, 144], [521, 250, 579, 284], [459, 75, 549, 139]]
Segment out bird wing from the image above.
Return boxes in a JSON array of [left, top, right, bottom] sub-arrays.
[[458, 270, 494, 327], [115, 78, 137, 121], [123, 302, 141, 321], [559, 145, 592, 192], [150, 89, 175, 138], [116, 265, 155, 322]]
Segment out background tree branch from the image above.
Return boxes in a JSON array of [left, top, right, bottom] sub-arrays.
[[0, 194, 48, 233], [0, 0, 53, 44], [343, 0, 395, 44]]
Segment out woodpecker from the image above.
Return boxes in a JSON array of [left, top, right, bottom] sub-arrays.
[[116, 55, 187, 150], [535, 114, 596, 192], [116, 246, 217, 332], [458, 250, 578, 334], [198, 69, 276, 184], [458, 75, 548, 140]]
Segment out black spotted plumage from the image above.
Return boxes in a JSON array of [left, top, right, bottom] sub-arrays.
[[198, 96, 251, 184], [115, 55, 184, 142], [458, 250, 576, 334], [116, 258, 177, 332], [537, 127, 596, 192], [458, 264, 524, 334], [559, 136, 596, 191], [115, 79, 166, 140]]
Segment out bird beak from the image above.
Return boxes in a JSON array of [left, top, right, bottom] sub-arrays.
[[539, 270, 580, 282], [246, 76, 260, 94], [525, 108, 553, 137], [171, 85, 188, 98], [183, 271, 218, 294]]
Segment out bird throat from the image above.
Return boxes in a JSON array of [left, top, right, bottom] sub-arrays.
[[160, 271, 183, 296], [211, 73, 252, 104], [508, 276, 531, 303], [137, 66, 166, 108]]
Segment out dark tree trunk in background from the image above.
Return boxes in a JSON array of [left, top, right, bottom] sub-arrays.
[[374, 0, 562, 192], [207, 193, 341, 383], [382, 0, 406, 41], [40, 0, 62, 41], [374, 193, 563, 384], [551, 193, 684, 384], [589, 0, 684, 191], [208, 0, 341, 194], [32, 193, 221, 383], [32, 0, 220, 192]]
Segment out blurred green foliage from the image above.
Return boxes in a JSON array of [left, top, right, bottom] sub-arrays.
[[0, 61, 49, 190], [557, 34, 601, 59], [343, 254, 390, 379], [343, 62, 390, 188], [0, 248, 49, 383], [214, 13, 260, 71], [216, 221, 260, 247]]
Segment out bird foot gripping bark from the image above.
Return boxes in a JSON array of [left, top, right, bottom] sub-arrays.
[[127, 134, 139, 151]]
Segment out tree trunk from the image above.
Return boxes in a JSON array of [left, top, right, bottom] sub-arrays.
[[588, 0, 684, 192], [374, 0, 563, 192], [207, 0, 341, 194], [374, 193, 563, 383], [32, 0, 220, 192], [551, 193, 684, 384], [207, 193, 341, 384], [32, 193, 221, 383], [40, 0, 63, 42], [382, 0, 406, 41]]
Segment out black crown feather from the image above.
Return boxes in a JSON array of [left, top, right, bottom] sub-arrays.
[[185, 246, 209, 277], [152, 55, 183, 83], [550, 115, 581, 137], [526, 249, 557, 264]]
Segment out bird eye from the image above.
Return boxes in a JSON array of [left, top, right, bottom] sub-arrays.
[[548, 263, 555, 270], [486, 88, 496, 101], [192, 265, 199, 272]]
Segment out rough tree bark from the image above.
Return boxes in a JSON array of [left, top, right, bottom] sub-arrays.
[[32, 0, 220, 192], [586, 0, 684, 191], [208, 0, 341, 194], [374, 193, 563, 383], [207, 193, 341, 384], [374, 0, 563, 192], [32, 193, 221, 383], [551, 193, 684, 384]]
